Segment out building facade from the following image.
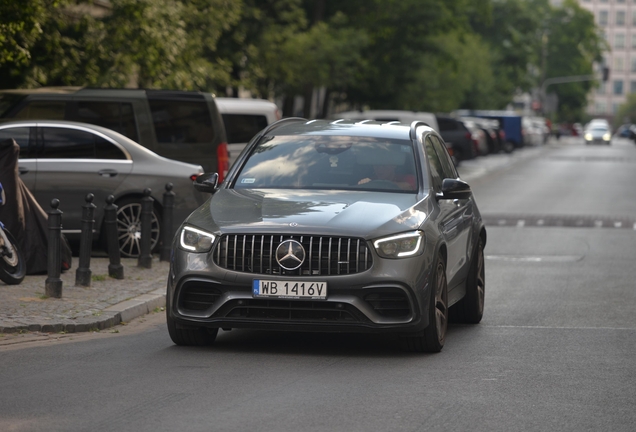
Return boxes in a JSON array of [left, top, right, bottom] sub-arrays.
[[579, 0, 636, 120]]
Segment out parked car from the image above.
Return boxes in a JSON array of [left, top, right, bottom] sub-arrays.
[[464, 116, 502, 154], [435, 115, 476, 162], [456, 110, 521, 152], [166, 118, 487, 353], [460, 117, 489, 156], [0, 87, 229, 179], [614, 123, 634, 138], [522, 116, 544, 146], [0, 120, 205, 257], [583, 123, 612, 145], [215, 97, 281, 166]]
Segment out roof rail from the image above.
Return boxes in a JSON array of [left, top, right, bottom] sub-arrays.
[[259, 117, 307, 136], [409, 121, 431, 140]]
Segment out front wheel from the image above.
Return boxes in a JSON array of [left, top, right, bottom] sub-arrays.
[[450, 238, 485, 324], [0, 227, 26, 285], [401, 256, 448, 353]]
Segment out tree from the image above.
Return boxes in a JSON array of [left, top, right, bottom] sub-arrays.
[[543, 0, 606, 122]]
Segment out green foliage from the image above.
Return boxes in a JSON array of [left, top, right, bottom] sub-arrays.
[[544, 0, 606, 121], [0, 0, 608, 121], [614, 93, 636, 127]]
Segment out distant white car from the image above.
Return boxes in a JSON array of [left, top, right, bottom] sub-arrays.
[[215, 97, 281, 166], [584, 124, 612, 145]]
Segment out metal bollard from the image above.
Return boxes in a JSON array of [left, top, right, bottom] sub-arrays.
[[138, 188, 153, 269], [160, 182, 175, 262], [104, 195, 124, 279], [45, 199, 63, 298], [75, 193, 96, 287]]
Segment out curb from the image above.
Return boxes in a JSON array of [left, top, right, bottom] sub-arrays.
[[0, 289, 166, 334]]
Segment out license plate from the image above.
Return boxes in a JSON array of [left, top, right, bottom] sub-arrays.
[[253, 280, 327, 299]]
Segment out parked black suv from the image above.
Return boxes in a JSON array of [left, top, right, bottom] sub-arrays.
[[435, 115, 476, 163], [0, 87, 229, 179]]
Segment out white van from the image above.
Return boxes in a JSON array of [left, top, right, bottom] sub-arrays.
[[215, 97, 281, 166], [333, 110, 439, 132]]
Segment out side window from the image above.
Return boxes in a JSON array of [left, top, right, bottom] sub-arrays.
[[0, 127, 33, 158], [148, 99, 214, 144], [12, 101, 66, 120], [95, 135, 127, 160], [222, 114, 268, 144], [431, 136, 457, 179], [38, 127, 126, 160], [71, 102, 139, 143], [424, 137, 443, 191]]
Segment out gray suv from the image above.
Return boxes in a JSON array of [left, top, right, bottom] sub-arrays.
[[0, 87, 229, 179]]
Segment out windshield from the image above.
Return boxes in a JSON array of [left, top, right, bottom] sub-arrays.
[[233, 135, 418, 192]]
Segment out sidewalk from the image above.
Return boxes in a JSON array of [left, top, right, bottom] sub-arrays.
[[0, 256, 169, 334]]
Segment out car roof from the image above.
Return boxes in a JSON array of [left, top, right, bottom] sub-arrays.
[[265, 118, 436, 141], [0, 119, 203, 169]]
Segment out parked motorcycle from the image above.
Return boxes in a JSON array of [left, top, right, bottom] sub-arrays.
[[0, 182, 25, 284]]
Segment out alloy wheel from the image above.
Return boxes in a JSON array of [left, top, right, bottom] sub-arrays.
[[434, 262, 448, 343], [116, 202, 160, 257]]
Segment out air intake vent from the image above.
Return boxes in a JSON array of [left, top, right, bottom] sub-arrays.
[[364, 290, 410, 318], [180, 282, 222, 311], [213, 234, 372, 276]]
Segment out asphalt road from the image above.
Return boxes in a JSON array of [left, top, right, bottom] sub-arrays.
[[1, 136, 635, 432]]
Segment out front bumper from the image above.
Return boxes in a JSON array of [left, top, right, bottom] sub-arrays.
[[167, 248, 434, 334]]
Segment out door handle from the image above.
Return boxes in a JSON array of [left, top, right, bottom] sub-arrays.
[[98, 169, 118, 178], [18, 166, 29, 175]]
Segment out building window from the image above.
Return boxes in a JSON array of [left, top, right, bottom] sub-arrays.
[[631, 58, 636, 72], [616, 33, 626, 49], [631, 34, 636, 48], [631, 81, 636, 93], [600, 11, 608, 26], [598, 82, 606, 95], [617, 11, 626, 26], [596, 102, 607, 114], [614, 57, 625, 72], [613, 103, 620, 114], [614, 80, 624, 95]]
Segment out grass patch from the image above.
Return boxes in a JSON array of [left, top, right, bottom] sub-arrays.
[[92, 274, 108, 282]]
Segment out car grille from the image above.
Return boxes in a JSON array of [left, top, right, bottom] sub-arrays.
[[364, 289, 411, 318], [213, 234, 373, 276], [221, 299, 368, 322], [180, 281, 222, 311]]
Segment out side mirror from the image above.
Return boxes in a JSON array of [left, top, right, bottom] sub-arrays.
[[193, 172, 219, 193], [439, 178, 472, 200]]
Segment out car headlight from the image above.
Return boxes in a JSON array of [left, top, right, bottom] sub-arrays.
[[603, 133, 611, 141], [179, 226, 215, 253], [584, 133, 592, 141], [373, 231, 425, 258]]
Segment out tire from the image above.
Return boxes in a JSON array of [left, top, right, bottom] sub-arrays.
[[166, 297, 218, 346], [401, 256, 448, 353], [450, 238, 485, 324], [503, 141, 514, 153], [113, 197, 162, 258], [0, 227, 26, 285]]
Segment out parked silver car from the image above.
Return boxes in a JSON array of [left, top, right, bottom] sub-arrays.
[[0, 120, 205, 257]]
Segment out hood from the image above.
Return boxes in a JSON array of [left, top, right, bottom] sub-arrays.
[[185, 189, 430, 239]]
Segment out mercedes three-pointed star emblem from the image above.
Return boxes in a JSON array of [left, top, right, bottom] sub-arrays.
[[275, 239, 306, 271]]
